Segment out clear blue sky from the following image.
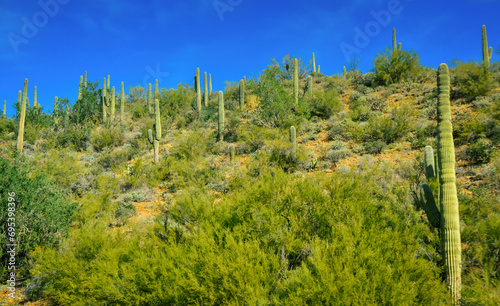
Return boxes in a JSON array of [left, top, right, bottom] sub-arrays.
[[1, 0, 499, 117]]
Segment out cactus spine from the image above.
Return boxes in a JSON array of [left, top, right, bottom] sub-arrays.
[[148, 83, 152, 114], [111, 86, 116, 122], [290, 126, 296, 159], [196, 68, 201, 112], [120, 81, 125, 122], [204, 72, 208, 107], [17, 79, 28, 153], [148, 98, 161, 163], [209, 73, 212, 95], [78, 75, 83, 100], [293, 58, 299, 106], [218, 91, 224, 141], [239, 79, 245, 108], [482, 25, 493, 71], [312, 52, 316, 73], [2, 100, 6, 117]]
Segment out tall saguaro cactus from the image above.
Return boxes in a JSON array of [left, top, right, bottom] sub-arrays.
[[3, 100, 6, 117], [154, 79, 160, 105], [420, 64, 461, 304], [482, 25, 493, 71], [17, 79, 28, 153], [204, 72, 209, 107], [343, 66, 347, 78], [120, 81, 125, 122], [312, 52, 316, 73], [54, 96, 58, 121], [148, 98, 162, 163], [293, 58, 299, 106], [218, 91, 224, 141], [111, 86, 116, 122], [148, 83, 152, 114], [392, 28, 397, 52], [196, 68, 201, 112], [78, 75, 83, 100], [84, 71, 87, 89], [239, 79, 245, 108], [102, 77, 108, 122], [107, 75, 110, 90], [33, 86, 38, 107], [209, 74, 212, 95]]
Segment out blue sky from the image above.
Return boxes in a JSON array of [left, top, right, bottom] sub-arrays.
[[1, 0, 499, 117]]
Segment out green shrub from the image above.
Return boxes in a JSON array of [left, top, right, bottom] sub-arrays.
[[466, 138, 494, 164], [306, 89, 342, 119], [55, 124, 91, 151], [364, 139, 387, 154], [0, 157, 76, 280], [90, 126, 125, 152], [451, 61, 496, 102], [372, 49, 422, 86]]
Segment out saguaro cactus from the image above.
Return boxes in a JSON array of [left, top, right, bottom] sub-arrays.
[[424, 145, 436, 180], [392, 28, 397, 52], [84, 71, 87, 89], [148, 83, 152, 114], [419, 64, 461, 304], [312, 52, 316, 73], [196, 68, 201, 112], [120, 81, 125, 122], [230, 144, 235, 162], [102, 77, 108, 122], [293, 58, 299, 106], [343, 66, 347, 78], [209, 73, 212, 95], [482, 25, 493, 71], [154, 79, 160, 104], [33, 86, 37, 108], [218, 91, 224, 141], [78, 75, 83, 100], [111, 86, 116, 122], [3, 100, 6, 117], [204, 72, 209, 107], [317, 65, 320, 74], [54, 96, 58, 118], [290, 126, 296, 159], [148, 98, 162, 163], [17, 79, 28, 153], [107, 75, 110, 90], [239, 79, 245, 108]]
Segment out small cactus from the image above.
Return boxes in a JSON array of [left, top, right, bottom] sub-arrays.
[[482, 25, 493, 71], [148, 98, 162, 163], [239, 79, 245, 108], [290, 126, 296, 159], [293, 58, 299, 106], [392, 28, 397, 52], [218, 91, 224, 141], [2, 100, 6, 117], [209, 73, 212, 95], [111, 86, 116, 122], [102, 77, 108, 122], [204, 72, 208, 107], [84, 71, 87, 89], [317, 65, 320, 74], [17, 79, 28, 153], [424, 145, 436, 180], [54, 96, 58, 118], [33, 86, 38, 107], [343, 66, 347, 78], [120, 81, 125, 122], [230, 144, 235, 162]]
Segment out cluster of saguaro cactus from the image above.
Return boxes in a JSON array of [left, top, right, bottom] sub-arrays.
[[218, 91, 224, 141], [293, 58, 299, 106], [419, 63, 461, 304], [239, 79, 245, 108], [148, 98, 162, 163], [290, 126, 296, 159], [196, 68, 201, 112], [482, 25, 493, 71], [17, 79, 28, 153]]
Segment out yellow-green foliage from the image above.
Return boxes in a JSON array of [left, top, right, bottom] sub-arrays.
[[90, 126, 125, 152]]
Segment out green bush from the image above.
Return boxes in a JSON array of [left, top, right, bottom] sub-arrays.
[[0, 157, 76, 280], [466, 138, 494, 164], [451, 61, 496, 102], [306, 89, 342, 119], [90, 126, 125, 152], [372, 49, 422, 86]]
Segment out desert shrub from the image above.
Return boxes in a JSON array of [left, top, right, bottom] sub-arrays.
[[364, 139, 387, 154], [0, 157, 76, 280], [306, 89, 342, 119], [55, 123, 91, 151], [372, 48, 422, 86], [451, 61, 496, 102], [0, 117, 15, 139], [366, 103, 416, 144], [466, 138, 494, 164], [325, 147, 352, 164], [90, 126, 125, 152]]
